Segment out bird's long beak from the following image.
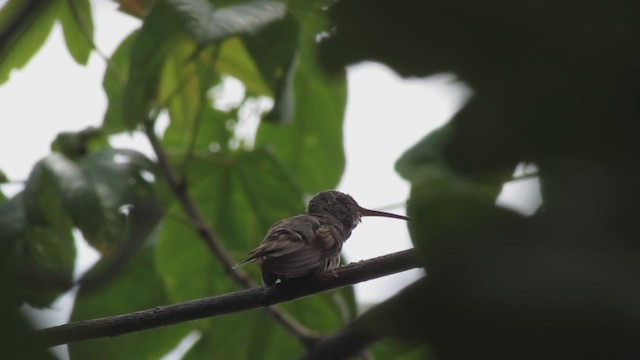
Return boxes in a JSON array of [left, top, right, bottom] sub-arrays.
[[359, 207, 410, 220]]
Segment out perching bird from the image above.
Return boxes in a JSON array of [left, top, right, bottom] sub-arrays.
[[236, 190, 409, 286]]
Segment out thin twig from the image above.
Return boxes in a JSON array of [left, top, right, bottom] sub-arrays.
[[38, 249, 421, 346], [143, 120, 321, 346], [300, 319, 381, 360]]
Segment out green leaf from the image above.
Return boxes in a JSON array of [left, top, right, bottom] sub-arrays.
[[0, 288, 56, 359], [0, 169, 8, 184], [159, 41, 229, 154], [24, 154, 102, 243], [16, 149, 158, 257], [59, 0, 94, 65], [360, 279, 432, 344], [79, 148, 159, 252], [184, 313, 302, 360], [396, 122, 512, 186], [0, 194, 26, 263], [396, 126, 517, 264], [371, 338, 434, 359], [0, 0, 60, 84], [0, 149, 163, 304], [79, 199, 164, 290], [0, 169, 7, 202], [243, 13, 299, 123], [217, 37, 271, 96], [51, 126, 108, 159], [102, 31, 137, 134], [123, 1, 182, 128], [164, 102, 233, 155], [395, 124, 456, 184], [159, 39, 204, 140], [20, 158, 79, 306], [167, 0, 287, 44], [69, 245, 193, 359], [256, 22, 347, 193]]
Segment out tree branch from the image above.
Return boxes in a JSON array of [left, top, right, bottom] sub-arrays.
[[37, 249, 420, 346]]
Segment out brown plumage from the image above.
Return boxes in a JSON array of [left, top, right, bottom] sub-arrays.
[[237, 190, 409, 286]]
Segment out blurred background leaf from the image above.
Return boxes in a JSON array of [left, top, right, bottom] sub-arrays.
[[122, 0, 182, 129], [0, 0, 59, 84], [256, 16, 346, 193], [243, 13, 299, 123], [320, 0, 640, 358], [59, 0, 94, 65], [102, 31, 137, 135], [167, 0, 286, 45]]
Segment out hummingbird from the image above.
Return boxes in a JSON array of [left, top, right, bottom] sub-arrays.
[[237, 190, 409, 286]]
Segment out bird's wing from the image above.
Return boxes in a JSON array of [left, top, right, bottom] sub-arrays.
[[260, 222, 344, 277], [235, 215, 319, 267], [237, 215, 344, 277]]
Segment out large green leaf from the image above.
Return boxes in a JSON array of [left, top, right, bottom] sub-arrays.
[[159, 40, 231, 156], [0, 0, 60, 84], [371, 338, 434, 360], [18, 156, 84, 307], [256, 20, 346, 193], [183, 313, 302, 360], [102, 31, 137, 134], [396, 122, 513, 189], [24, 154, 103, 246], [0, 169, 8, 184], [0, 195, 25, 262], [51, 126, 110, 160], [69, 245, 192, 359], [0, 149, 160, 307], [0, 169, 8, 203], [166, 0, 286, 44], [163, 100, 233, 156], [59, 0, 93, 65], [217, 37, 271, 96], [243, 13, 300, 123], [79, 148, 159, 252], [122, 0, 182, 128]]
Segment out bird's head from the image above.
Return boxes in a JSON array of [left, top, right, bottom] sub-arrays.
[[307, 190, 409, 231]]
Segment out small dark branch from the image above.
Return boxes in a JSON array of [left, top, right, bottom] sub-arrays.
[[38, 249, 421, 346], [299, 320, 381, 360], [143, 120, 318, 345], [302, 277, 429, 360]]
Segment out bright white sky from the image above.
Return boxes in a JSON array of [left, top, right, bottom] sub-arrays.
[[0, 2, 540, 358]]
